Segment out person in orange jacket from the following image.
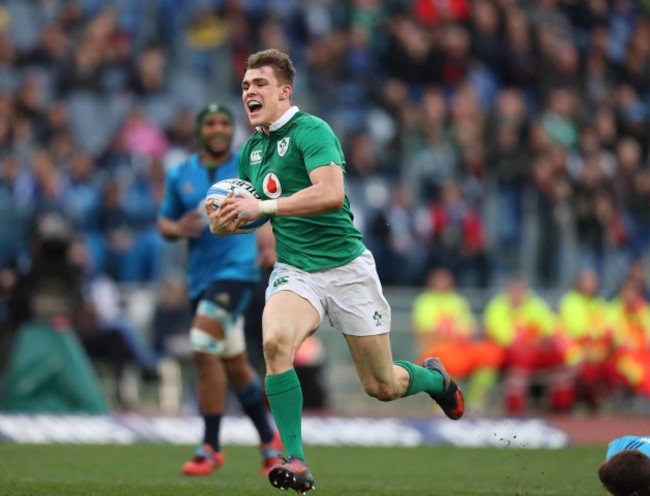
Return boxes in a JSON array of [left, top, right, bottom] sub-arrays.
[[608, 279, 650, 399], [558, 269, 615, 410], [412, 268, 503, 412], [484, 277, 570, 414]]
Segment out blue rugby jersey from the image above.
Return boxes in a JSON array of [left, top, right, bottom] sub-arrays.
[[159, 153, 259, 299], [606, 436, 650, 460]]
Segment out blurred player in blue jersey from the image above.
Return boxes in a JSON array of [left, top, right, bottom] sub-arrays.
[[157, 102, 282, 477], [598, 435, 650, 496]]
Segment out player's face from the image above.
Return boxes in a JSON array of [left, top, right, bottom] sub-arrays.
[[200, 113, 233, 156], [241, 66, 291, 129]]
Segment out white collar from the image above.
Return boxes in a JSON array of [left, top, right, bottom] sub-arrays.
[[258, 106, 300, 133]]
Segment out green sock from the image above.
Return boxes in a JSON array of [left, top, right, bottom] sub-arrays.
[[264, 368, 304, 461], [394, 360, 445, 398]]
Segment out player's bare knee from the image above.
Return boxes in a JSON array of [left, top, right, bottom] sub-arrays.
[[263, 325, 291, 354], [262, 336, 288, 363]]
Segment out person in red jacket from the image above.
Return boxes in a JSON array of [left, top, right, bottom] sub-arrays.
[[608, 280, 650, 399], [484, 277, 570, 414], [424, 181, 490, 288]]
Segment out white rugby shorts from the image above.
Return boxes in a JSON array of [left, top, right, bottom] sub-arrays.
[[265, 250, 391, 336]]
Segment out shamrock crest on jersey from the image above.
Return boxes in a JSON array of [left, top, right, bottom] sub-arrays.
[[277, 137, 290, 157]]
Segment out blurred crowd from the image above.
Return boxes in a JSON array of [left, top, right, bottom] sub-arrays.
[[0, 0, 649, 414], [0, 0, 648, 289]]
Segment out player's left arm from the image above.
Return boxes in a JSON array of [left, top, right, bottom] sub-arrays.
[[217, 164, 344, 230], [270, 163, 345, 216], [281, 119, 347, 216]]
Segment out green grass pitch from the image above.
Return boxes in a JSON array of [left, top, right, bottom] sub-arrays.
[[0, 444, 606, 496]]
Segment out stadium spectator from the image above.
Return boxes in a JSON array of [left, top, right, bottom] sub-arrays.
[[499, 8, 540, 103], [484, 277, 571, 414], [0, 153, 34, 268], [558, 268, 614, 410], [485, 89, 530, 272], [18, 22, 70, 70], [36, 100, 71, 147], [528, 151, 570, 288], [125, 45, 167, 98], [150, 275, 192, 360], [608, 279, 650, 401], [420, 180, 490, 288], [118, 108, 169, 161], [412, 268, 502, 412], [31, 148, 67, 215], [55, 42, 106, 96], [99, 177, 163, 283], [436, 24, 473, 98], [540, 89, 579, 151], [469, 0, 502, 72], [366, 183, 426, 286], [626, 168, 650, 263], [619, 259, 650, 301], [67, 237, 160, 389], [164, 107, 198, 163], [62, 151, 104, 272], [571, 153, 627, 278], [404, 90, 459, 202], [413, 0, 470, 27]]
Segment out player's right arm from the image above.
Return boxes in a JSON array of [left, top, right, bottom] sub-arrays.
[[157, 212, 204, 240], [157, 164, 205, 240]]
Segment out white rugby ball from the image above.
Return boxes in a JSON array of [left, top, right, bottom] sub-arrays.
[[205, 178, 269, 234]]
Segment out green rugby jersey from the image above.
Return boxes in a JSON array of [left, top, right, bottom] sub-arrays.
[[238, 108, 365, 271]]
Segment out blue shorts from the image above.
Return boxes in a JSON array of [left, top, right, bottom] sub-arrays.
[[190, 280, 256, 357], [191, 280, 255, 319]]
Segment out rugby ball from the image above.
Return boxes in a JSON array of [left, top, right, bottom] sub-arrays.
[[205, 178, 269, 234]]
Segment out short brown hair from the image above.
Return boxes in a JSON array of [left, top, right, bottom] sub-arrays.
[[245, 49, 296, 86], [598, 450, 650, 496]]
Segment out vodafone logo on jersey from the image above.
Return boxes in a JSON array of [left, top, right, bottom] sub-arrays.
[[263, 173, 282, 199]]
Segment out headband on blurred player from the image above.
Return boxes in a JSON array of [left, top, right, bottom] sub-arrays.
[[196, 102, 234, 151]]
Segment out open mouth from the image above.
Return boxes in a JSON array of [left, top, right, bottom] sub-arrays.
[[247, 100, 262, 115]]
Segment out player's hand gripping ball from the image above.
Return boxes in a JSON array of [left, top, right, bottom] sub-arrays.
[[205, 178, 269, 234]]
